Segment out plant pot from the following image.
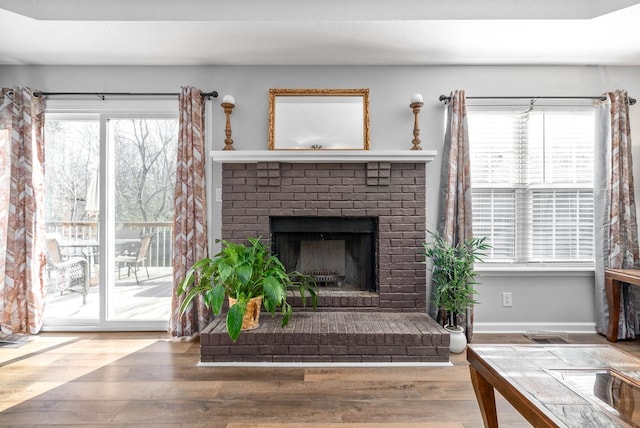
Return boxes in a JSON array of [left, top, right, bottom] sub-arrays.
[[228, 296, 263, 331], [446, 325, 467, 353]]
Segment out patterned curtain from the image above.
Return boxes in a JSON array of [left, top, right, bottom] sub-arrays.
[[0, 87, 46, 334], [595, 90, 640, 339], [169, 87, 211, 337], [436, 90, 475, 341]]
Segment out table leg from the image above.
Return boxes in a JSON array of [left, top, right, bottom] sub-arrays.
[[469, 365, 498, 428], [605, 276, 621, 342]]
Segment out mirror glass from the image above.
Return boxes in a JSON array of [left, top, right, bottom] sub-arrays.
[[269, 89, 370, 150]]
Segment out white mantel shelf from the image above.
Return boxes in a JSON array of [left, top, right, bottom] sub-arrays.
[[210, 150, 437, 164]]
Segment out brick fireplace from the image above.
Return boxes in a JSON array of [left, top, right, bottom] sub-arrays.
[[200, 150, 449, 363], [221, 160, 427, 311]]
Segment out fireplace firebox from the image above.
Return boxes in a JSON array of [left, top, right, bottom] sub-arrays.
[[271, 216, 377, 293]]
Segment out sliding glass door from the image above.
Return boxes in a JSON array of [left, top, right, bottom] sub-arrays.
[[43, 101, 178, 330]]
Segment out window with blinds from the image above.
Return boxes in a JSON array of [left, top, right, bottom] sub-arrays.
[[467, 107, 595, 266]]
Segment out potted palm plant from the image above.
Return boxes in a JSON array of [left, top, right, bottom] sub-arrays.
[[177, 237, 317, 341], [420, 231, 489, 353]]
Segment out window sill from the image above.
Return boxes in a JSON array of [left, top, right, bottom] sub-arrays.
[[475, 265, 595, 277]]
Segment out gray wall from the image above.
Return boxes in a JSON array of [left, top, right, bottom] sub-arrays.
[[3, 64, 640, 332]]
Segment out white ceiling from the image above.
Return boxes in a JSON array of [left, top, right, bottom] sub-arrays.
[[1, 0, 640, 66]]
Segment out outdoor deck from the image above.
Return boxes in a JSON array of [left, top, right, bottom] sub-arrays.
[[44, 267, 173, 321]]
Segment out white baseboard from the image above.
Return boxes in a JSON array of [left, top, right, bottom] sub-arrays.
[[473, 322, 597, 334]]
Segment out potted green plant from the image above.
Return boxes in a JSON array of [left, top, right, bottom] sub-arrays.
[[420, 231, 490, 352], [177, 237, 317, 341]]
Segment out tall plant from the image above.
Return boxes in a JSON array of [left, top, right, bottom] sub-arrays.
[[420, 231, 490, 328]]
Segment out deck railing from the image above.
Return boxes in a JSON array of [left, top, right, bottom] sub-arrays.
[[45, 221, 173, 267]]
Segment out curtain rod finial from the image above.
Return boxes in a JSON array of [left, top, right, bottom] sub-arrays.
[[201, 91, 218, 100]]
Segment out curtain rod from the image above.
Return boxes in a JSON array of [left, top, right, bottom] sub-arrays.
[[31, 90, 219, 100], [438, 94, 636, 106]]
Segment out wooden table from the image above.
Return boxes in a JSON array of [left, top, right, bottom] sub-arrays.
[[605, 268, 640, 342], [467, 344, 640, 427]]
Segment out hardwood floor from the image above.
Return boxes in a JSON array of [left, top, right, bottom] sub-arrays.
[[1, 331, 639, 427]]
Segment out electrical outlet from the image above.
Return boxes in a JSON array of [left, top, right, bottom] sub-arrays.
[[215, 188, 222, 202], [502, 292, 513, 307]]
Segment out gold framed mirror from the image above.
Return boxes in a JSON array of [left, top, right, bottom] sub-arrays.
[[268, 88, 370, 150]]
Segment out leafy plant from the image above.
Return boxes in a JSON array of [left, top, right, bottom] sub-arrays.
[[420, 231, 490, 328], [177, 237, 317, 341]]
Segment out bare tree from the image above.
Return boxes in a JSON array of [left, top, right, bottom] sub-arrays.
[[44, 121, 99, 222], [114, 118, 177, 222], [46, 118, 177, 225]]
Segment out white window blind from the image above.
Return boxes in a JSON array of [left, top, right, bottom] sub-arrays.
[[467, 107, 595, 266]]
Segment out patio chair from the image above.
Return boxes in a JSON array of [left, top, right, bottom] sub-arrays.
[[114, 232, 154, 284], [45, 238, 90, 304]]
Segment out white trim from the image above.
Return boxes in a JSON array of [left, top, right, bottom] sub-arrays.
[[41, 321, 169, 332], [210, 149, 437, 164], [198, 361, 452, 368], [474, 322, 597, 334]]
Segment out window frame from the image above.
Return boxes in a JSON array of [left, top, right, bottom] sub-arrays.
[[466, 104, 596, 270]]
